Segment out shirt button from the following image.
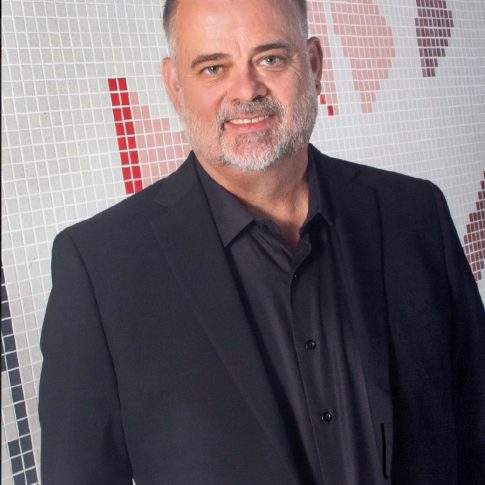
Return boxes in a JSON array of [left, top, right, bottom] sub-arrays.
[[305, 339, 317, 350], [321, 412, 333, 423]]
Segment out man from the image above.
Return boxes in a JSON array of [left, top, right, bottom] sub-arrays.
[[39, 0, 484, 483]]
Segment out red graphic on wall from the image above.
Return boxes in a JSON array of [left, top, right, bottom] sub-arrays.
[[308, 1, 338, 116], [108, 78, 142, 194], [108, 77, 189, 194], [330, 0, 396, 113], [415, 0, 454, 77], [463, 172, 485, 281]]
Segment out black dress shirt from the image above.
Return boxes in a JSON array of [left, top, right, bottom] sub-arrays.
[[196, 154, 386, 485]]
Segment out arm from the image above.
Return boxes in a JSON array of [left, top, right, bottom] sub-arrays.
[[39, 230, 132, 484], [430, 184, 485, 484]]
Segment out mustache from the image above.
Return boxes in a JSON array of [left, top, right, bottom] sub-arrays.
[[217, 98, 285, 126]]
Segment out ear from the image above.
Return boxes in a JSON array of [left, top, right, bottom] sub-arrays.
[[307, 37, 323, 95], [162, 57, 182, 113]]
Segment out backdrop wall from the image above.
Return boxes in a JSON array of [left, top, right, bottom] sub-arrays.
[[2, 1, 484, 483]]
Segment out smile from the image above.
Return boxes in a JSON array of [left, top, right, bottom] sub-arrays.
[[228, 115, 271, 125]]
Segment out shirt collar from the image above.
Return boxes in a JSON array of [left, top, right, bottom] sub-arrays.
[[196, 148, 332, 248], [196, 161, 253, 247]]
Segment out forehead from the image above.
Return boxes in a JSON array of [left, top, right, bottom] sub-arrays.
[[173, 0, 304, 55]]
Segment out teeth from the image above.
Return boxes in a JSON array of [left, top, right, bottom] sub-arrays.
[[230, 115, 269, 125]]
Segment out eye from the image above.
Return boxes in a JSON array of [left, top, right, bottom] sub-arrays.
[[263, 55, 281, 66], [201, 65, 224, 76], [259, 54, 287, 70]]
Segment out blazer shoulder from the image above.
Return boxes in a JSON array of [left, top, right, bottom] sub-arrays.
[[311, 145, 439, 203], [59, 154, 198, 244], [58, 179, 161, 244]]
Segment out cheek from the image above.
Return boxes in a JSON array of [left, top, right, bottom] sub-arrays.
[[266, 73, 306, 104], [182, 83, 224, 119]]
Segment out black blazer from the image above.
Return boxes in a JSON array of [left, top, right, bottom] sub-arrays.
[[39, 146, 485, 484]]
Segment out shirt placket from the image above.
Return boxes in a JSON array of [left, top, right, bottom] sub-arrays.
[[287, 231, 331, 485]]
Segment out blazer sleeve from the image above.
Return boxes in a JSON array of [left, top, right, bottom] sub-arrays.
[[430, 183, 485, 484], [38, 230, 133, 484]]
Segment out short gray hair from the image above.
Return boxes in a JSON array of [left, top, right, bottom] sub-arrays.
[[163, 0, 308, 51]]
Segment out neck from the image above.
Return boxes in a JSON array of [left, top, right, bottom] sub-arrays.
[[197, 147, 310, 249]]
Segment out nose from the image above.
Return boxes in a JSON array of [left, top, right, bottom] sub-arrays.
[[228, 65, 268, 103]]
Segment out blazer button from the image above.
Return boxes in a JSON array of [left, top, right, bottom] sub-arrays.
[[305, 339, 317, 350], [321, 412, 333, 423]]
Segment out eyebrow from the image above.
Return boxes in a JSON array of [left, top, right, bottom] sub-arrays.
[[189, 42, 292, 70], [190, 53, 230, 70], [252, 42, 291, 55]]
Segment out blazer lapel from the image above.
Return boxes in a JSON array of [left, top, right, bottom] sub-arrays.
[[150, 155, 300, 484], [313, 147, 394, 478]]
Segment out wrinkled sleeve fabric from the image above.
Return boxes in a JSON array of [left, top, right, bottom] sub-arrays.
[[39, 230, 133, 484], [430, 183, 485, 484]]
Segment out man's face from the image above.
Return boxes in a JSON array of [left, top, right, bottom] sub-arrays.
[[163, 0, 322, 172]]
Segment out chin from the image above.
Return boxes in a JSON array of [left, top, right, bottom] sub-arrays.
[[222, 159, 277, 173], [221, 131, 294, 170], [221, 144, 286, 172]]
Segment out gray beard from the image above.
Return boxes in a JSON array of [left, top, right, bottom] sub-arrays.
[[180, 89, 318, 172], [220, 91, 317, 172]]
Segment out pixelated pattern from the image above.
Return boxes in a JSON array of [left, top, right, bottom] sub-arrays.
[[464, 172, 485, 281], [415, 0, 454, 77], [331, 0, 396, 113], [109, 78, 189, 194], [2, 267, 39, 484], [108, 78, 143, 195], [308, 1, 338, 116]]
